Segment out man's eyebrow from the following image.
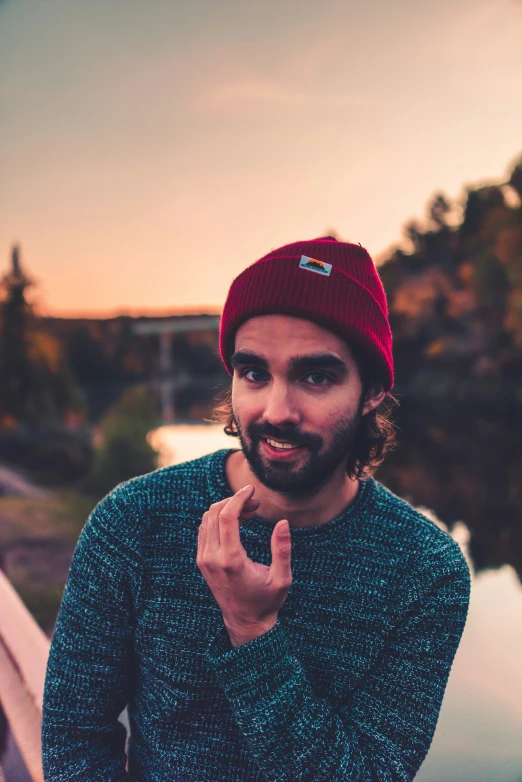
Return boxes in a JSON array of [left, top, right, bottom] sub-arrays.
[[289, 354, 348, 375], [230, 351, 268, 369], [230, 351, 348, 375]]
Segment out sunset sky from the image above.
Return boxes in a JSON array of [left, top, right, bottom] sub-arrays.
[[1, 0, 521, 316]]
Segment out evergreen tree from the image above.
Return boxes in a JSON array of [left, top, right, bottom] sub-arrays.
[[0, 245, 37, 423], [0, 245, 83, 427]]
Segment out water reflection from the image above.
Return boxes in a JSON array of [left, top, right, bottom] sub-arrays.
[[416, 565, 522, 782], [148, 423, 237, 468], [151, 417, 522, 781], [376, 400, 522, 583]]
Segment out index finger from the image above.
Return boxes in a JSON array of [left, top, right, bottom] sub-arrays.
[[218, 485, 255, 551]]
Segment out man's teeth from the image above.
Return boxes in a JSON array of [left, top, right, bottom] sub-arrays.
[[266, 439, 298, 450]]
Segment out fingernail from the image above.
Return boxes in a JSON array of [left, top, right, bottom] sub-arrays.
[[241, 484, 253, 492]]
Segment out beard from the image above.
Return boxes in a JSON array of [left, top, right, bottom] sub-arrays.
[[233, 396, 365, 499]]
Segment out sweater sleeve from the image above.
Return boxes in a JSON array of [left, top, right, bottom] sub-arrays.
[[42, 490, 140, 781], [206, 541, 471, 782]]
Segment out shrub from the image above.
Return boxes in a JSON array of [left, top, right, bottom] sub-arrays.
[[86, 385, 161, 498]]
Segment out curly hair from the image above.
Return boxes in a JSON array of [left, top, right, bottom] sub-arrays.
[[210, 349, 399, 480]]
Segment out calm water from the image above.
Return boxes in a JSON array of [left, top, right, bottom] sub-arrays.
[[150, 423, 522, 782]]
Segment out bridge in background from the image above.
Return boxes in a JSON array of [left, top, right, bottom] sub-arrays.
[[133, 315, 220, 422]]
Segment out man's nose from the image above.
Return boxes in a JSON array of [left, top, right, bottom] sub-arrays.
[[263, 382, 300, 428]]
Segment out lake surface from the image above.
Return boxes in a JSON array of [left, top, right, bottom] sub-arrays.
[[150, 422, 522, 782]]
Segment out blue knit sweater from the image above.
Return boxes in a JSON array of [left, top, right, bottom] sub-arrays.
[[42, 448, 470, 781]]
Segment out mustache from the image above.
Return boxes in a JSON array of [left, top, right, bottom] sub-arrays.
[[247, 422, 322, 449]]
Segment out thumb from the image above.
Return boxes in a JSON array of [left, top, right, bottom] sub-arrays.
[[270, 519, 292, 586]]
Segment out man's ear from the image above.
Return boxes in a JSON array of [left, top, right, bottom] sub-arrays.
[[362, 384, 386, 416]]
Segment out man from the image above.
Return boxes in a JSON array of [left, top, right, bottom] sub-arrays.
[[42, 237, 470, 781]]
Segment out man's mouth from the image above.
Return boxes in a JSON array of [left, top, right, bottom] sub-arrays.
[[260, 437, 306, 459], [265, 438, 299, 450]]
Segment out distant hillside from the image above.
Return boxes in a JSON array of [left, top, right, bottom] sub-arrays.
[[378, 154, 522, 401], [42, 313, 227, 421]]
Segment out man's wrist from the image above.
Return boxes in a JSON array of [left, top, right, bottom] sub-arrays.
[[224, 617, 277, 648]]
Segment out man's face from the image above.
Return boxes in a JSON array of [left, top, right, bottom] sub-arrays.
[[230, 314, 372, 498]]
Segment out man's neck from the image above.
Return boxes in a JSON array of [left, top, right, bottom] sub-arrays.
[[224, 449, 361, 529]]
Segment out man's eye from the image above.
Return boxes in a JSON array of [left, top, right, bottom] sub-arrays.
[[243, 369, 268, 383], [307, 372, 331, 386]]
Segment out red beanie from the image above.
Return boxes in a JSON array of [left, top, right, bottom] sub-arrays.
[[219, 236, 394, 392]]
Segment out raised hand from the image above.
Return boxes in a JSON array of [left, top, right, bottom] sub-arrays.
[[197, 485, 292, 647]]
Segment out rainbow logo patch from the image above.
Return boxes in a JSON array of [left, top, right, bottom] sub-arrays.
[[299, 255, 332, 277]]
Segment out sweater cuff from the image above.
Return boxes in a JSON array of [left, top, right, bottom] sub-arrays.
[[206, 620, 291, 699]]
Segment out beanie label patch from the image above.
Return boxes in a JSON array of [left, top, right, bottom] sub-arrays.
[[299, 255, 332, 277]]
